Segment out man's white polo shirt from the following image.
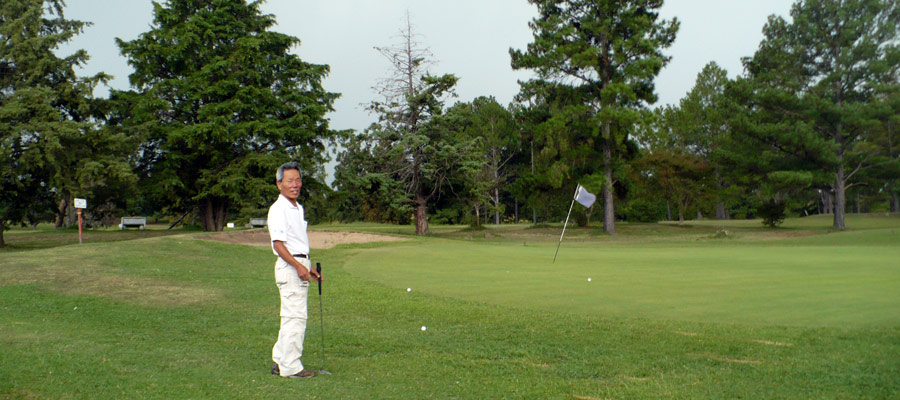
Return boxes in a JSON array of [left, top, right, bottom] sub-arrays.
[[267, 194, 310, 261]]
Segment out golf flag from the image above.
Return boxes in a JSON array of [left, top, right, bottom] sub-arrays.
[[574, 185, 596, 208], [554, 184, 595, 263]]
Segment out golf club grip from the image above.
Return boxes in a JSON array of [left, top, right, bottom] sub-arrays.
[[316, 262, 322, 295]]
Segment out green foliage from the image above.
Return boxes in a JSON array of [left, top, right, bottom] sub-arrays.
[[0, 0, 118, 245], [634, 149, 712, 224], [621, 198, 667, 223], [115, 0, 339, 231], [757, 198, 787, 227], [444, 97, 520, 225], [730, 0, 900, 229]]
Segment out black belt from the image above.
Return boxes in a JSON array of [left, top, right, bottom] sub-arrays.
[[292, 254, 309, 259]]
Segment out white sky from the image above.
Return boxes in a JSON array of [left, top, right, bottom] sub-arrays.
[[59, 0, 793, 180], [61, 0, 794, 130]]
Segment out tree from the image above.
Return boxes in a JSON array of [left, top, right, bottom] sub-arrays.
[[450, 97, 519, 225], [332, 133, 412, 224], [734, 0, 900, 229], [672, 62, 734, 219], [363, 16, 463, 235], [636, 149, 712, 224], [117, 0, 339, 231], [0, 0, 109, 246], [511, 0, 678, 234], [870, 86, 900, 212], [635, 107, 714, 224]]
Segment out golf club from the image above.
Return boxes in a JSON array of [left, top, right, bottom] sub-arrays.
[[315, 262, 331, 375]]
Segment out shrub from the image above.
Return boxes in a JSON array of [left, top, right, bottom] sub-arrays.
[[758, 199, 786, 227]]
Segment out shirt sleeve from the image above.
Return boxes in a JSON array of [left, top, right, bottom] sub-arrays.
[[267, 202, 288, 243]]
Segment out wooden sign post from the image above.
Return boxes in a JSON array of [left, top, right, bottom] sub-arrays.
[[74, 198, 86, 244]]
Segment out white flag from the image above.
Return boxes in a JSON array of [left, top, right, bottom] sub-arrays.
[[574, 185, 596, 208]]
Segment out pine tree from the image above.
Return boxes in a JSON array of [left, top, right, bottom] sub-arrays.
[[735, 0, 900, 229], [511, 0, 678, 234]]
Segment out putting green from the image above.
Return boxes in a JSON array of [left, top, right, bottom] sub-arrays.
[[344, 230, 900, 328]]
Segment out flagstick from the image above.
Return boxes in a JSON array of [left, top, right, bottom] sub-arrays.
[[553, 185, 579, 263]]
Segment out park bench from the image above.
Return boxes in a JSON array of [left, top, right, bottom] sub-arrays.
[[246, 218, 267, 228], [119, 216, 147, 230]]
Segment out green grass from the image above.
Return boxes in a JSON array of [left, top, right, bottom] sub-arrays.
[[2, 215, 899, 398], [345, 230, 900, 327], [0, 223, 190, 252]]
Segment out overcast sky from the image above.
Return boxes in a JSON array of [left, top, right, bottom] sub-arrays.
[[61, 0, 794, 133]]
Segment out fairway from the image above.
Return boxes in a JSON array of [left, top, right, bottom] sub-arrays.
[[345, 229, 900, 327], [3, 218, 900, 398]]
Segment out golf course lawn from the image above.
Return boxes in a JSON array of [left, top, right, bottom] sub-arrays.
[[345, 229, 900, 327], [1, 216, 899, 398]]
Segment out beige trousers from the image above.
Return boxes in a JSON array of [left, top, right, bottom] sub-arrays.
[[272, 257, 310, 376]]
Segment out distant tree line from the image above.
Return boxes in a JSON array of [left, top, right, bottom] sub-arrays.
[[2, 0, 898, 245]]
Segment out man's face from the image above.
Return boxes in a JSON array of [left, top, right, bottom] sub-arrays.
[[277, 169, 302, 201]]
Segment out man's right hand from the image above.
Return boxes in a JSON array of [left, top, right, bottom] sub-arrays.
[[295, 265, 311, 282]]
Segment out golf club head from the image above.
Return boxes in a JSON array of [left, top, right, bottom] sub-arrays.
[[316, 370, 332, 375]]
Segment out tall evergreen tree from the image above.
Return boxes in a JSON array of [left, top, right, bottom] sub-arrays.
[[733, 0, 900, 229], [362, 16, 463, 235], [511, 0, 678, 234], [0, 0, 109, 246], [117, 0, 338, 231]]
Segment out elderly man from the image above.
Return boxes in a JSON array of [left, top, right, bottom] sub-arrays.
[[267, 161, 321, 378]]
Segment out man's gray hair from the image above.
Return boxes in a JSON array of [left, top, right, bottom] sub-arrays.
[[276, 162, 301, 182]]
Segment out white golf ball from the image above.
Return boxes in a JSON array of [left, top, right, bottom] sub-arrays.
[[407, 288, 411, 292], [421, 326, 427, 331], [587, 277, 592, 282]]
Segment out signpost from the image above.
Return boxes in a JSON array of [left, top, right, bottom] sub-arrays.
[[74, 198, 86, 244]]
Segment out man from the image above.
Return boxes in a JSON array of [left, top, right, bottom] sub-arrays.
[[267, 161, 321, 378]]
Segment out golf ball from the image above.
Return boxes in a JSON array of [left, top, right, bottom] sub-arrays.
[[421, 326, 427, 331], [407, 288, 411, 292], [587, 278, 592, 282]]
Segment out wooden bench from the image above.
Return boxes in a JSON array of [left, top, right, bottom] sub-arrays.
[[246, 218, 267, 228], [120, 216, 147, 230]]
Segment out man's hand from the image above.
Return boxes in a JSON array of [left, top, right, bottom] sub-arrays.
[[295, 265, 312, 282]]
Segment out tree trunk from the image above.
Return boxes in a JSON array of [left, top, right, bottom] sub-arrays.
[[833, 168, 846, 230], [714, 174, 729, 220], [216, 201, 226, 231], [666, 201, 672, 221], [200, 197, 228, 232], [414, 196, 429, 235], [473, 202, 481, 227], [602, 138, 616, 235], [493, 188, 501, 225], [514, 199, 519, 223], [696, 210, 703, 220], [55, 197, 68, 228], [892, 192, 899, 213], [822, 190, 833, 214], [0, 218, 5, 247], [715, 202, 729, 220]]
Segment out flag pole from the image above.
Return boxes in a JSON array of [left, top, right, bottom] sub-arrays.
[[553, 185, 579, 263]]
